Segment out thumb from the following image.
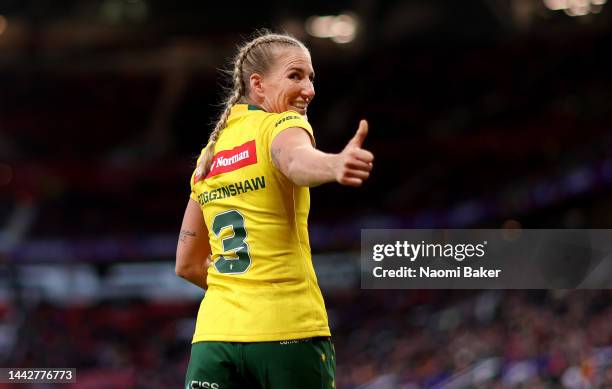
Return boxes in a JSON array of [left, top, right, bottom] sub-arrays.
[[347, 120, 368, 148]]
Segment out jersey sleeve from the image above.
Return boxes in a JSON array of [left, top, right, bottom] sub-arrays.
[[261, 111, 315, 166], [268, 110, 314, 145]]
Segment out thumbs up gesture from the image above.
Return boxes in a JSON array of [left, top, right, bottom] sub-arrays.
[[335, 120, 374, 187]]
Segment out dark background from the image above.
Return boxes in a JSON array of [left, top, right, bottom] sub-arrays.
[[1, 0, 611, 388]]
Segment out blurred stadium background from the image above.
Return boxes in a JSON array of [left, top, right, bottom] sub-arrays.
[[1, 0, 612, 387]]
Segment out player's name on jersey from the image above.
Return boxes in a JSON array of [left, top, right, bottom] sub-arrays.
[[197, 176, 266, 205]]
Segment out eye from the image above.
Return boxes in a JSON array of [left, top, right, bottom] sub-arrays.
[[289, 72, 300, 81]]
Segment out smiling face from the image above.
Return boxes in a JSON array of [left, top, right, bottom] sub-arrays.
[[255, 46, 315, 116]]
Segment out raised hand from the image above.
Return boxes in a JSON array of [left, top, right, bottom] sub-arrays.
[[335, 120, 374, 187]]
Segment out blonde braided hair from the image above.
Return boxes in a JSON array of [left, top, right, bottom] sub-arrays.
[[198, 32, 308, 177]]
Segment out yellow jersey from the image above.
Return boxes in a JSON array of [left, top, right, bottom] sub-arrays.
[[189, 104, 331, 342]]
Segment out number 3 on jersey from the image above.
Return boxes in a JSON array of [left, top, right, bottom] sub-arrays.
[[211, 210, 252, 274]]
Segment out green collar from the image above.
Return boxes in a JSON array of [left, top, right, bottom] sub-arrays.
[[247, 104, 265, 111]]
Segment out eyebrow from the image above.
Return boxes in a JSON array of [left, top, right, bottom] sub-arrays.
[[288, 67, 315, 79]]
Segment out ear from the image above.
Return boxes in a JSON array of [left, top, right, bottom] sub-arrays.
[[249, 73, 265, 99]]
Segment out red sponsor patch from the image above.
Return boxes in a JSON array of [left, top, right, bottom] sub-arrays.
[[195, 140, 257, 182]]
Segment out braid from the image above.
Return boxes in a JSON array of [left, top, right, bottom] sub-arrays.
[[199, 33, 307, 177]]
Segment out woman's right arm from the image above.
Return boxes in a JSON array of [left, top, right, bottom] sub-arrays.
[[175, 198, 212, 289], [271, 120, 374, 187]]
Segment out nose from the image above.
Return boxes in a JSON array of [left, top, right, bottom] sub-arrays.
[[302, 80, 315, 101]]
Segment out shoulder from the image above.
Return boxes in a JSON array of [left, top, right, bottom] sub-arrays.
[[190, 143, 210, 185], [272, 110, 306, 122], [195, 143, 210, 162], [261, 110, 312, 133], [270, 110, 305, 126]]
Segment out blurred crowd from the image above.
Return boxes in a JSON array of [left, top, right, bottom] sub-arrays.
[[3, 290, 611, 388], [330, 290, 612, 388], [2, 22, 612, 243]]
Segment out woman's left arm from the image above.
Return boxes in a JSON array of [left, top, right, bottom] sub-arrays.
[[175, 199, 212, 289]]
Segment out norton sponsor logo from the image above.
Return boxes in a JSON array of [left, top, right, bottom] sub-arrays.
[[207, 140, 257, 178], [195, 140, 257, 183], [215, 151, 249, 167]]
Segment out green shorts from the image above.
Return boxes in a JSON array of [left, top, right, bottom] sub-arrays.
[[185, 337, 336, 389]]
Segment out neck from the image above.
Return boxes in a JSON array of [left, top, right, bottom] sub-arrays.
[[244, 93, 266, 108]]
